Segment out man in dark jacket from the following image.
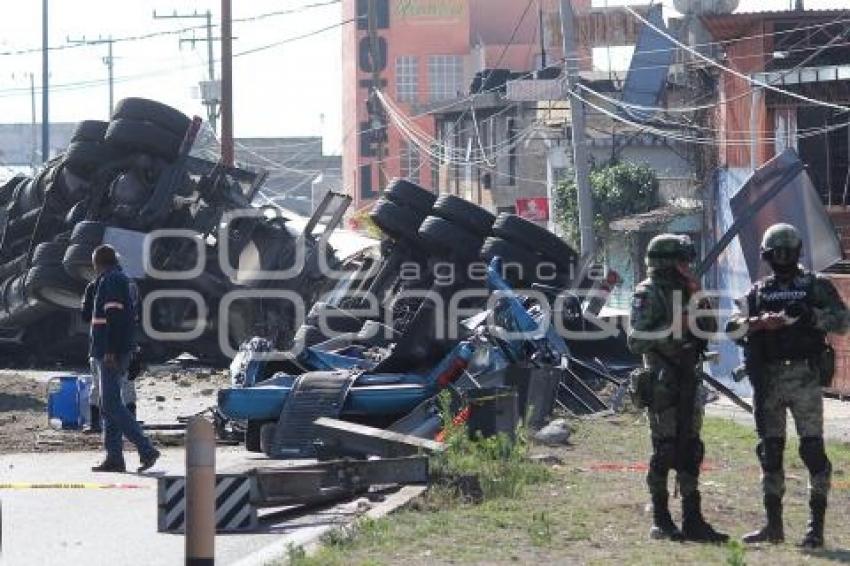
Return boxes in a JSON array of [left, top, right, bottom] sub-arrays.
[[89, 245, 160, 473], [82, 277, 139, 433]]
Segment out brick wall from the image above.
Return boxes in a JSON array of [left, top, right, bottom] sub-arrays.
[[827, 274, 850, 396]]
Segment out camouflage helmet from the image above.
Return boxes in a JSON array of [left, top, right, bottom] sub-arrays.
[[760, 223, 802, 256], [645, 233, 696, 269]]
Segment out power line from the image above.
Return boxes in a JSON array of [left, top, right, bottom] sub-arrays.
[[624, 5, 850, 114], [0, 0, 343, 57], [0, 18, 355, 98]]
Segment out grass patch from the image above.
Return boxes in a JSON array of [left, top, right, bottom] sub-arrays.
[[288, 413, 850, 565]]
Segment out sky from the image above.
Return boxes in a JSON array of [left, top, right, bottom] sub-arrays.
[[0, 0, 847, 155]]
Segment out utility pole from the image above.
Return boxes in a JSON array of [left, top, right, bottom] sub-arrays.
[[221, 0, 234, 166], [559, 0, 595, 262], [153, 9, 220, 132], [367, 0, 387, 192], [67, 36, 116, 117], [538, 0, 547, 69], [41, 0, 49, 163], [29, 73, 37, 173]]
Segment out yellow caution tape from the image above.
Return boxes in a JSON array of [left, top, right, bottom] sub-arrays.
[[0, 483, 147, 489]]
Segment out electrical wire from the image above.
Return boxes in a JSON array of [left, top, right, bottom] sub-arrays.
[[0, 0, 344, 57], [623, 5, 850, 114]]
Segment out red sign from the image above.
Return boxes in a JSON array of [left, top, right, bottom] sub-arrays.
[[515, 197, 549, 222]]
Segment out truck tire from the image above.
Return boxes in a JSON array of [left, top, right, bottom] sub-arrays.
[[384, 179, 436, 215], [432, 194, 495, 237], [71, 120, 109, 143], [64, 141, 123, 178], [63, 244, 97, 282], [417, 216, 482, 260], [479, 237, 540, 283], [492, 214, 578, 269], [369, 198, 422, 242], [25, 264, 84, 309], [69, 221, 106, 247], [0, 255, 26, 282], [111, 97, 191, 137], [31, 242, 67, 266], [105, 118, 182, 162]]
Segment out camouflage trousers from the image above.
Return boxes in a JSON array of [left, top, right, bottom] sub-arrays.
[[646, 367, 705, 499], [753, 360, 830, 499]]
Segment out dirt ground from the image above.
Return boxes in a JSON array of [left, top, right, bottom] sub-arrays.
[[0, 365, 229, 453], [294, 412, 850, 565]]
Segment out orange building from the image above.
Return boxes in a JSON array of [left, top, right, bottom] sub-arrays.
[[341, 0, 595, 219]]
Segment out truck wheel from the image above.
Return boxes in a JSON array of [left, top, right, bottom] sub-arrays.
[[25, 265, 84, 309], [105, 118, 182, 162], [260, 422, 277, 456], [432, 194, 495, 237], [31, 242, 68, 266], [384, 179, 436, 215], [111, 97, 191, 137], [417, 216, 482, 260], [492, 214, 578, 270], [369, 198, 422, 242], [63, 141, 122, 178], [479, 237, 540, 284], [63, 244, 97, 282], [71, 120, 109, 143], [69, 221, 106, 247]]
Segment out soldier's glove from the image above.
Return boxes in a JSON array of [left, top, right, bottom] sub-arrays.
[[784, 301, 813, 325]]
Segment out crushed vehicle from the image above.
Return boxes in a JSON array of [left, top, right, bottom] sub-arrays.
[[0, 98, 348, 365], [221, 182, 640, 455]]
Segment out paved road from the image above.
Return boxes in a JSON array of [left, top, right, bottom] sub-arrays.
[[0, 447, 356, 566]]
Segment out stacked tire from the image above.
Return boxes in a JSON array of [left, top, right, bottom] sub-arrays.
[[482, 214, 578, 286], [369, 179, 437, 245], [26, 241, 85, 309], [104, 98, 191, 163], [63, 221, 106, 282], [63, 120, 124, 179]]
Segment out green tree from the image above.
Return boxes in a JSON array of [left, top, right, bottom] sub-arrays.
[[554, 162, 659, 251]]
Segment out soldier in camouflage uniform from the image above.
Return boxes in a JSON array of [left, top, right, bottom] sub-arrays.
[[628, 234, 729, 543], [727, 223, 850, 548]]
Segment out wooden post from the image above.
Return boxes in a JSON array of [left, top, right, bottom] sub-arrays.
[[185, 416, 215, 565]]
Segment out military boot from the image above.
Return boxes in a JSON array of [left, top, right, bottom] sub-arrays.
[[650, 492, 683, 541], [681, 492, 729, 543], [742, 495, 784, 544], [800, 495, 826, 548]]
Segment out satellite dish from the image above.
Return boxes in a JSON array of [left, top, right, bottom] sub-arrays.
[[673, 0, 739, 15]]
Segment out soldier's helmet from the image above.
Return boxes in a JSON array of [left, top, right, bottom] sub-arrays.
[[645, 233, 696, 269], [760, 223, 802, 265]]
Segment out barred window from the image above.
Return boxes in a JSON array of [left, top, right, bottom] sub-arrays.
[[428, 55, 464, 102], [395, 56, 419, 103], [400, 141, 421, 184]]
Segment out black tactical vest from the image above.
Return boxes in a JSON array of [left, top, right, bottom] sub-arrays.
[[753, 272, 826, 360]]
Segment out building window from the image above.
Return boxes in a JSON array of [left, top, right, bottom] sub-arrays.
[[395, 56, 419, 103], [428, 55, 464, 102], [400, 141, 421, 183]]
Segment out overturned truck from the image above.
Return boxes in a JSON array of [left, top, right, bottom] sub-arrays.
[[0, 98, 345, 365], [220, 181, 639, 455]]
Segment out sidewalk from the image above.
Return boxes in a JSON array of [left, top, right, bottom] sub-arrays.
[[705, 395, 850, 442]]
